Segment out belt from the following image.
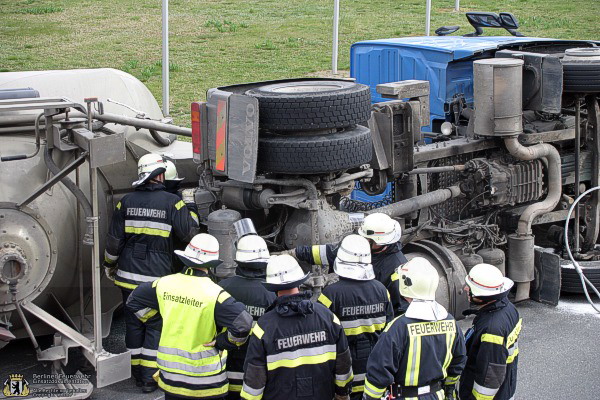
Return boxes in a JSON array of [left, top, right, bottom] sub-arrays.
[[399, 381, 442, 397]]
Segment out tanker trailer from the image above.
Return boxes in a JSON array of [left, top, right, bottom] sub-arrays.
[[0, 69, 196, 392]]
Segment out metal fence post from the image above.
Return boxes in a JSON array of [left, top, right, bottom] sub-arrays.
[[162, 0, 169, 116], [332, 0, 340, 74]]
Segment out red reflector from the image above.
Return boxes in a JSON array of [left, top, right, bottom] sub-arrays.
[[191, 102, 201, 156]]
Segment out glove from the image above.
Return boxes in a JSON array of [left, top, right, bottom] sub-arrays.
[[181, 188, 195, 204], [103, 261, 117, 281], [443, 385, 457, 400]]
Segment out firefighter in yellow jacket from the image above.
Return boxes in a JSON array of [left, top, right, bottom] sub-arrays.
[[127, 233, 253, 399]]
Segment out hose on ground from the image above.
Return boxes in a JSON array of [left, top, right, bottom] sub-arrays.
[[564, 186, 600, 313]]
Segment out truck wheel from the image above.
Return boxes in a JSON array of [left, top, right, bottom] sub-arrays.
[[257, 125, 372, 174], [562, 48, 600, 93], [246, 80, 371, 132], [560, 262, 600, 293]]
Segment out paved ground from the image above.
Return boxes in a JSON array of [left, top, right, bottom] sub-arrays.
[[2, 294, 599, 399]]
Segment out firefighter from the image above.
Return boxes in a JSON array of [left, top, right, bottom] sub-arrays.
[[164, 159, 199, 273], [102, 153, 199, 391], [219, 233, 276, 399], [292, 212, 409, 316], [363, 257, 466, 400], [240, 255, 354, 400], [317, 234, 394, 399], [126, 233, 253, 400], [459, 264, 521, 400]]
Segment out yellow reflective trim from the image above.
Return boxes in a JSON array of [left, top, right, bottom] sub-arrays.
[[152, 280, 159, 288], [364, 379, 385, 397], [175, 200, 186, 210], [384, 315, 402, 333], [413, 336, 422, 385], [507, 318, 522, 348], [217, 291, 231, 304], [344, 323, 386, 336], [267, 352, 336, 370], [139, 309, 158, 323], [131, 359, 157, 368], [352, 385, 365, 393], [507, 347, 520, 364], [311, 245, 322, 265], [472, 389, 495, 400], [391, 272, 399, 282], [332, 313, 340, 325], [114, 280, 138, 290], [405, 335, 415, 386], [159, 378, 228, 397], [253, 324, 264, 340], [442, 331, 456, 378], [386, 290, 391, 301], [241, 388, 263, 400], [190, 211, 198, 219], [318, 293, 332, 308], [116, 201, 121, 210], [229, 384, 242, 392], [158, 352, 223, 369], [125, 226, 170, 237], [445, 375, 459, 384], [335, 374, 354, 387], [481, 333, 504, 346]]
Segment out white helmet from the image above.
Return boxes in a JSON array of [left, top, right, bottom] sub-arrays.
[[174, 233, 220, 268], [236, 235, 270, 263], [263, 255, 309, 292], [164, 160, 183, 181], [398, 257, 439, 301], [334, 235, 375, 281], [466, 263, 514, 298], [358, 213, 402, 245], [132, 154, 167, 187]]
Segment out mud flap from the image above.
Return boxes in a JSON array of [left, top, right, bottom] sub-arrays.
[[531, 248, 561, 306]]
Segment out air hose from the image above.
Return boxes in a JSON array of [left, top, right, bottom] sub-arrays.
[[564, 186, 600, 313]]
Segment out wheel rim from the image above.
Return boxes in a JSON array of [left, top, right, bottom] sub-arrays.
[[264, 81, 347, 94]]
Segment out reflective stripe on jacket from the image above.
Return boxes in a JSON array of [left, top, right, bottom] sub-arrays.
[[296, 242, 409, 316], [364, 314, 466, 400], [459, 297, 521, 400], [318, 277, 394, 394], [104, 183, 199, 290], [241, 293, 353, 400], [126, 268, 252, 398], [218, 266, 276, 392]]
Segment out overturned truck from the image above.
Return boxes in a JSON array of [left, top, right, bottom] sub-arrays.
[[1, 20, 599, 391]]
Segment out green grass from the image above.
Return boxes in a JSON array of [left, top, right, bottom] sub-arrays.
[[0, 0, 598, 126]]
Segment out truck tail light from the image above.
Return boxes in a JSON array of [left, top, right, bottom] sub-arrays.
[[191, 102, 202, 161]]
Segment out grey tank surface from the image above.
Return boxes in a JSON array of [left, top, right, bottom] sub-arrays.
[[0, 69, 194, 344]]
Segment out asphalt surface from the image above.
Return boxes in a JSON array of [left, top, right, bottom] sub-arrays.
[[1, 294, 599, 399]]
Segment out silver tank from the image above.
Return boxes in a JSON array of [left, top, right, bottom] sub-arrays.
[[0, 69, 194, 338]]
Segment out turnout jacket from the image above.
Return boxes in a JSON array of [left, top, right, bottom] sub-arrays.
[[104, 183, 199, 289], [296, 242, 409, 315], [318, 277, 394, 395], [126, 268, 253, 399], [240, 292, 353, 400], [364, 310, 466, 400], [459, 297, 522, 400], [219, 264, 277, 393]]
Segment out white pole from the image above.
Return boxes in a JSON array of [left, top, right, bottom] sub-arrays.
[[332, 0, 340, 75], [162, 0, 169, 116], [425, 0, 431, 36], [455, 0, 459, 12]]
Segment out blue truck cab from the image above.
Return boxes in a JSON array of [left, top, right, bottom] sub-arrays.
[[351, 36, 589, 132]]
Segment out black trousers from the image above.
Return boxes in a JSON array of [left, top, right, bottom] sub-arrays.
[[122, 289, 159, 384]]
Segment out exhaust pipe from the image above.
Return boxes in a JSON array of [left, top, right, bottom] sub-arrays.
[[474, 58, 562, 301]]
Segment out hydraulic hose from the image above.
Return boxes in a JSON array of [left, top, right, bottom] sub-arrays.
[[504, 137, 562, 235], [44, 147, 94, 245], [149, 129, 177, 147], [367, 186, 461, 217], [564, 186, 600, 313]]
